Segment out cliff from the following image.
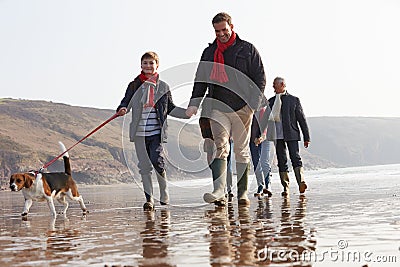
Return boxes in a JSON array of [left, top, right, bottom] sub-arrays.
[[1, 98, 399, 186]]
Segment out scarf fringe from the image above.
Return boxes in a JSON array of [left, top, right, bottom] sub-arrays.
[[139, 72, 158, 108], [210, 31, 237, 83]]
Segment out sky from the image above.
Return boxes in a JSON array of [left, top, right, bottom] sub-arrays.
[[1, 0, 400, 117]]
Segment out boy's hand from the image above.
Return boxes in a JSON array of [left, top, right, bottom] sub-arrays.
[[117, 107, 127, 116], [186, 106, 198, 117]]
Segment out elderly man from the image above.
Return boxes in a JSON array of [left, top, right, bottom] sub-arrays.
[[257, 77, 310, 196]]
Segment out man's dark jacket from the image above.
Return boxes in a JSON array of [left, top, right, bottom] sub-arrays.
[[260, 93, 310, 142], [189, 34, 266, 112], [117, 76, 188, 142]]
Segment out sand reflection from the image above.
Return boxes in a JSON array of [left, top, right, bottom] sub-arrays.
[[257, 196, 316, 266], [139, 209, 175, 267], [3, 167, 398, 266], [45, 218, 82, 265], [206, 196, 316, 266]]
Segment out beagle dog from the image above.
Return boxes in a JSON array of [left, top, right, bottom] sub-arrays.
[[9, 142, 88, 218]]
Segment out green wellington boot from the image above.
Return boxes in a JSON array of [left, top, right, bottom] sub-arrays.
[[203, 158, 227, 206], [237, 162, 250, 206]]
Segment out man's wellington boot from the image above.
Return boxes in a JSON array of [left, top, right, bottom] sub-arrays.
[[237, 162, 250, 206], [294, 166, 307, 193], [203, 158, 227, 205], [279, 172, 290, 197]]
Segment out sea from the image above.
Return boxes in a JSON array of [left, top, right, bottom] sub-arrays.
[[1, 164, 399, 266]]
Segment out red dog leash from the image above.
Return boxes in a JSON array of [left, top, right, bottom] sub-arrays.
[[40, 112, 120, 171]]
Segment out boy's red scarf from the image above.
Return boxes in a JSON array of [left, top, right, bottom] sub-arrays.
[[139, 72, 158, 108], [210, 31, 237, 83]]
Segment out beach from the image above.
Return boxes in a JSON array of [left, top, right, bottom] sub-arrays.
[[1, 164, 400, 266]]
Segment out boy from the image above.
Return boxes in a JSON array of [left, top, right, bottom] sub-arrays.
[[117, 52, 188, 211]]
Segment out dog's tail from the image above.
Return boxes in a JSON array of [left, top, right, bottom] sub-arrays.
[[58, 141, 71, 175], [58, 142, 69, 158]]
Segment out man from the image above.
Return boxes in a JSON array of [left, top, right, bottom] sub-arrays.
[[186, 12, 266, 205], [256, 77, 310, 196]]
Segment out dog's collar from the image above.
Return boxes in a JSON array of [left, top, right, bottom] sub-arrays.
[[28, 169, 43, 178]]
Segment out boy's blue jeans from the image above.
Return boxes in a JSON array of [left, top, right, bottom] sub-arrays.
[[134, 135, 167, 203], [134, 135, 165, 175]]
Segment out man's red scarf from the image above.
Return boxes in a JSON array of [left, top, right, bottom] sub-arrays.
[[139, 72, 158, 108], [210, 31, 237, 83]]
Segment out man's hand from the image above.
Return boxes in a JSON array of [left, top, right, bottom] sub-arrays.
[[186, 106, 198, 117], [117, 107, 127, 116], [254, 134, 266, 146], [304, 141, 310, 148]]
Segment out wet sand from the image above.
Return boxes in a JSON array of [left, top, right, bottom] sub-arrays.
[[1, 164, 400, 266]]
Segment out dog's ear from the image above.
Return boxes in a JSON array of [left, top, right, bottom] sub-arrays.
[[23, 174, 34, 188], [9, 174, 15, 184]]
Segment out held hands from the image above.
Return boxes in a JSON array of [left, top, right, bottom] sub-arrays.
[[185, 106, 198, 117], [117, 107, 127, 116], [254, 134, 266, 146]]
